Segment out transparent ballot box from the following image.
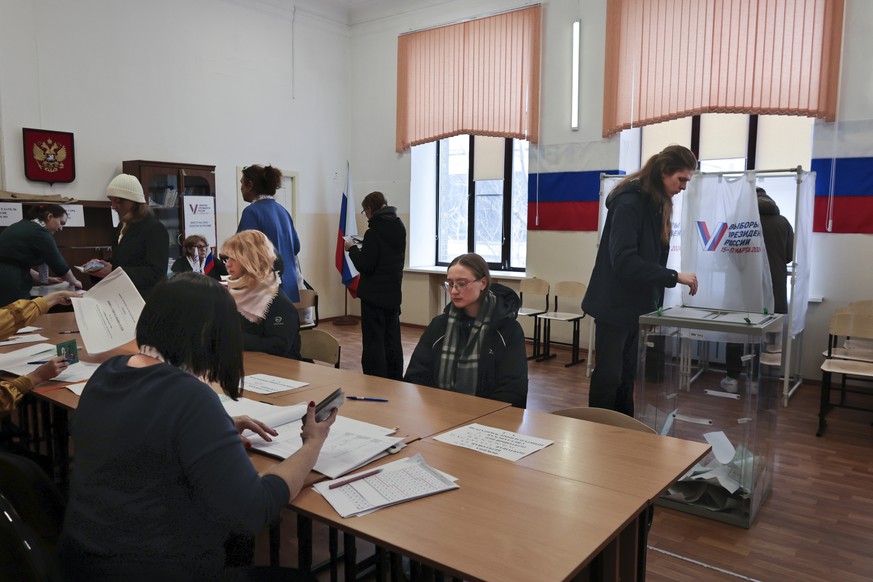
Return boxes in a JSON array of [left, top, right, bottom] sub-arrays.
[[636, 306, 784, 528]]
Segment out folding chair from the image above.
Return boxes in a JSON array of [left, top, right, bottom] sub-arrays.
[[536, 281, 588, 367], [517, 278, 549, 360], [817, 312, 873, 436]]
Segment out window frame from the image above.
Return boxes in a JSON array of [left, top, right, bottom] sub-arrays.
[[434, 135, 524, 272]]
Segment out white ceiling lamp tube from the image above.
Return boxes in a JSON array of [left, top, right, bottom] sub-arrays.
[[571, 19, 581, 131]]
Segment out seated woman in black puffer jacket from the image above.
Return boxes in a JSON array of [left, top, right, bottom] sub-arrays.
[[404, 253, 528, 408]]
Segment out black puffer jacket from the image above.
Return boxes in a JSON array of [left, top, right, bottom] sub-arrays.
[[758, 194, 794, 314], [404, 283, 528, 408], [582, 182, 678, 326], [347, 206, 406, 310]]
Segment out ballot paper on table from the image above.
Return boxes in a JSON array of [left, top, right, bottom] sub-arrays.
[[71, 268, 145, 354], [434, 423, 554, 461], [243, 373, 309, 395], [15, 326, 41, 334], [0, 343, 100, 383], [313, 453, 459, 518], [0, 334, 49, 347], [219, 395, 308, 435], [246, 414, 403, 479]]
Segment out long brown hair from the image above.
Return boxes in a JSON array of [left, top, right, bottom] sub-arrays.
[[612, 145, 697, 244]]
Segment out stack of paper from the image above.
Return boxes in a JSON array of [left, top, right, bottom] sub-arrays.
[[313, 454, 459, 518], [434, 424, 553, 461], [221, 395, 403, 479]]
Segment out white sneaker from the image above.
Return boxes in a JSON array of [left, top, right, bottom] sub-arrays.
[[720, 377, 738, 393]]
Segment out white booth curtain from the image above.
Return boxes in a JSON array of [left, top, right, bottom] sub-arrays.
[[598, 170, 812, 337]]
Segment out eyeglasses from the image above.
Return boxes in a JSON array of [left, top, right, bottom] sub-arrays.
[[442, 278, 482, 292], [193, 244, 208, 249], [219, 254, 232, 262]]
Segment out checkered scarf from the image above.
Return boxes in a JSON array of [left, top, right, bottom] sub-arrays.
[[436, 290, 496, 395]]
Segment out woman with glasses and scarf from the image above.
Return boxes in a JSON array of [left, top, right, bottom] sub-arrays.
[[220, 230, 301, 360], [405, 253, 528, 408], [171, 234, 227, 280]]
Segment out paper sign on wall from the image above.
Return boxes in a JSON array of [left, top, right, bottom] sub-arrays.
[[0, 203, 24, 226], [60, 204, 85, 227], [182, 195, 217, 247]]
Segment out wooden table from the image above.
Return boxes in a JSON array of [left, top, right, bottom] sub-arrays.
[[291, 440, 648, 582], [457, 407, 711, 502], [9, 313, 708, 581]]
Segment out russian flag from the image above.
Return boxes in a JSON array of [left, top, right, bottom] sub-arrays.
[[812, 156, 873, 234], [335, 164, 360, 296], [528, 169, 616, 231], [202, 252, 216, 276]]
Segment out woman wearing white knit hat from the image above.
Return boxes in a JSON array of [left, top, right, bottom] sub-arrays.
[[83, 174, 169, 297]]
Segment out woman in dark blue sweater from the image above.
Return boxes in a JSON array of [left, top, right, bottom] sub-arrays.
[[59, 273, 335, 580]]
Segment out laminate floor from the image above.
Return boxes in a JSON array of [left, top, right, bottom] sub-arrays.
[[259, 319, 873, 582]]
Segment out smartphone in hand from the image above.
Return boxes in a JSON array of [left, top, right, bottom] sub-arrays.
[[314, 388, 345, 422]]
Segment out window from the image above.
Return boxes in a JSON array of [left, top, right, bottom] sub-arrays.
[[435, 135, 528, 270]]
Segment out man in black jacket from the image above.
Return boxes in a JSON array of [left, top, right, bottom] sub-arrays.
[[345, 192, 407, 379]]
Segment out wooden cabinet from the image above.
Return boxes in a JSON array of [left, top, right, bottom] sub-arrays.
[[122, 160, 215, 261]]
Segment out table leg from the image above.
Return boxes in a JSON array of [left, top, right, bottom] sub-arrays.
[[297, 513, 313, 573]]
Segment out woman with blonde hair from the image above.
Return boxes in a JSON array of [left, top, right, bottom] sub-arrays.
[[221, 230, 301, 360]]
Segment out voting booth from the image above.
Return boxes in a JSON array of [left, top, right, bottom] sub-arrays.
[[636, 307, 783, 528]]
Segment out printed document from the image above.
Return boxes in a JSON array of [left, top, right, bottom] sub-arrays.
[[72, 269, 145, 354], [0, 343, 99, 382], [243, 373, 309, 394], [246, 415, 403, 479], [434, 423, 553, 461], [313, 454, 459, 518]]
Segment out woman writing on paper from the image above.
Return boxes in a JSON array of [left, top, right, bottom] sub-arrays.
[[171, 234, 227, 280], [0, 291, 79, 415], [60, 273, 336, 580], [221, 230, 302, 360], [0, 203, 83, 306], [405, 253, 528, 408]]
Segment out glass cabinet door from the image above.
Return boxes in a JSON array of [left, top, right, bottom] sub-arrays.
[[139, 166, 183, 260]]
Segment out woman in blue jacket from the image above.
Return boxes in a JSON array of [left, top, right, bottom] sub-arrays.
[[221, 230, 301, 360], [405, 253, 528, 408]]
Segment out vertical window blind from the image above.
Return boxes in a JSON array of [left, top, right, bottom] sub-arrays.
[[602, 0, 844, 138], [396, 5, 541, 152]]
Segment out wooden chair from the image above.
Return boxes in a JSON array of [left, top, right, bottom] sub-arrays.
[[293, 288, 319, 330], [817, 312, 873, 436], [517, 277, 549, 360], [536, 281, 588, 367], [552, 407, 656, 434], [299, 329, 341, 368]]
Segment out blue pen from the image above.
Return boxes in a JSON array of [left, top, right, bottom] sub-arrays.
[[347, 396, 389, 402], [27, 359, 75, 365], [58, 330, 80, 334]]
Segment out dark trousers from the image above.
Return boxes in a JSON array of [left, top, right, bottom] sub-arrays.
[[725, 342, 744, 379], [589, 319, 638, 417], [360, 300, 403, 380]]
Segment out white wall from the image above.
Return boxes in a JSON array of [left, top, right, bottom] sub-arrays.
[[0, 0, 352, 316], [348, 0, 873, 383], [3, 0, 871, 382]]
